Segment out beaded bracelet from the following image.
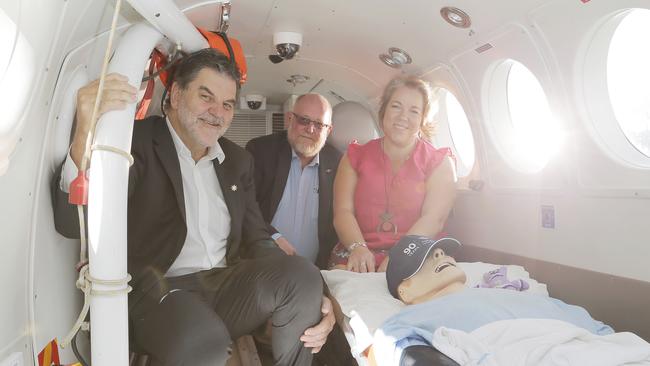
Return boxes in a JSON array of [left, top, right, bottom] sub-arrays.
[[347, 241, 368, 252]]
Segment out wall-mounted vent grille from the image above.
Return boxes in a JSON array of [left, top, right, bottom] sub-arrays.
[[225, 111, 268, 147], [272, 112, 285, 132], [475, 43, 493, 54]]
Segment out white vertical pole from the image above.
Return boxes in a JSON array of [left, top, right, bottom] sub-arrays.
[[87, 22, 161, 366]]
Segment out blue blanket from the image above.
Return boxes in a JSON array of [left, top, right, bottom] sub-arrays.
[[374, 288, 613, 363]]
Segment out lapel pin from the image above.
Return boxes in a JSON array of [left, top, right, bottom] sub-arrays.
[[231, 185, 237, 192], [326, 168, 332, 174]]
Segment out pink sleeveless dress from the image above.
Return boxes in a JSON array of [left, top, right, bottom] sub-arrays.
[[329, 138, 452, 270]]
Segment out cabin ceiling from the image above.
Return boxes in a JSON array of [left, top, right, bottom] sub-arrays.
[[177, 0, 551, 105]]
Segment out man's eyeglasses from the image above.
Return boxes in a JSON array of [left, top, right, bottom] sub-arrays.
[[291, 112, 331, 132]]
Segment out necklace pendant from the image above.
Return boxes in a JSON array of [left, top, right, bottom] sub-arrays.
[[377, 211, 397, 234], [380, 220, 397, 233]]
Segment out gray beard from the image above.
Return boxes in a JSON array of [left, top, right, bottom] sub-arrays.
[[293, 140, 322, 158]]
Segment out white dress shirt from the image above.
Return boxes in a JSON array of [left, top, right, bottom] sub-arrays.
[[60, 118, 231, 277]]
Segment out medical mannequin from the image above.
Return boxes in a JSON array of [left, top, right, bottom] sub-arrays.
[[378, 235, 614, 366]]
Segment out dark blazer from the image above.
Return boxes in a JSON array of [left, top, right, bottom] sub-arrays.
[[245, 131, 342, 269], [52, 116, 282, 308]]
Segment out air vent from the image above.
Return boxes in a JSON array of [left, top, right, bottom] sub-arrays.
[[226, 111, 268, 147], [272, 112, 285, 132], [475, 43, 493, 54]]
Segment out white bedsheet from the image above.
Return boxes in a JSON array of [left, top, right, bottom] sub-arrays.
[[322, 262, 550, 365], [431, 319, 650, 366], [321, 262, 548, 333]]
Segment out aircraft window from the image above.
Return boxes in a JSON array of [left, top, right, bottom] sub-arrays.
[[583, 8, 650, 168], [431, 88, 475, 177], [607, 9, 650, 158], [487, 60, 562, 173], [0, 6, 35, 175]]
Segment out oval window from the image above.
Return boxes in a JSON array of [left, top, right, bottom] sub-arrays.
[[487, 60, 562, 173], [607, 9, 650, 158], [583, 8, 650, 168], [431, 88, 475, 177]]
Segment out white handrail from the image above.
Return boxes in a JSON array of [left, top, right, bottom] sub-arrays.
[[125, 0, 208, 51], [87, 22, 162, 366]]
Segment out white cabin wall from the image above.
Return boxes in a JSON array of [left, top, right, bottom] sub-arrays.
[[1, 0, 123, 363], [444, 0, 650, 282], [1, 0, 64, 363]]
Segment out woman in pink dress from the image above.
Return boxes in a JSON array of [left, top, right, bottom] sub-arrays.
[[329, 75, 457, 272]]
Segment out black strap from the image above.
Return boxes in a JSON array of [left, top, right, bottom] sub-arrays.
[[214, 31, 236, 63], [214, 31, 242, 85]]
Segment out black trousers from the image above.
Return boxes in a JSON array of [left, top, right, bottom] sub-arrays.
[[130, 255, 323, 366], [399, 345, 459, 366]]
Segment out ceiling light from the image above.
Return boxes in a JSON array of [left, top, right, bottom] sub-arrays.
[[440, 7, 471, 28], [379, 47, 412, 68]]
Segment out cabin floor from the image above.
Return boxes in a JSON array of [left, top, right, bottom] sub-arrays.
[[129, 336, 262, 366], [226, 336, 263, 366]]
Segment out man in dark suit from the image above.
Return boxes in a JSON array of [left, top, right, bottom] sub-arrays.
[[52, 49, 332, 366], [246, 94, 341, 269], [247, 95, 354, 366]]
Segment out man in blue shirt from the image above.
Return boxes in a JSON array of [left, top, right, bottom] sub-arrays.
[[246, 94, 348, 365], [246, 94, 341, 269]]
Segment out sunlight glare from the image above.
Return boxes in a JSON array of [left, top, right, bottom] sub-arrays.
[[607, 9, 650, 157], [507, 62, 562, 171]]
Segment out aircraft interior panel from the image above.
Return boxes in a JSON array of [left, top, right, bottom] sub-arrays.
[[0, 0, 68, 361]]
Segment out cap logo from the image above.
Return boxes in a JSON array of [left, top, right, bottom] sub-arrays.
[[403, 242, 418, 256]]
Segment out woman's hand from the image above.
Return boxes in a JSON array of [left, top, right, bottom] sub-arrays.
[[346, 246, 375, 273]]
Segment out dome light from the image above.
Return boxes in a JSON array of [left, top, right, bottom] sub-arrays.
[[440, 7, 471, 29], [379, 47, 412, 68]]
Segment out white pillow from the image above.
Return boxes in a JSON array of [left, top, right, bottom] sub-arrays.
[[321, 262, 548, 333]]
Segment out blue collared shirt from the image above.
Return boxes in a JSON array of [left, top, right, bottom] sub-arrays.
[[271, 150, 320, 263]]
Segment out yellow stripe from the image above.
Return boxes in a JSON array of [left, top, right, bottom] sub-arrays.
[[42, 343, 52, 366]]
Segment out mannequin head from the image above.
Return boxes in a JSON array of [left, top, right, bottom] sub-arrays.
[[396, 248, 466, 304], [386, 236, 465, 304]]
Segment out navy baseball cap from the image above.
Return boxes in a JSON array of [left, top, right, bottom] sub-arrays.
[[386, 235, 461, 298]]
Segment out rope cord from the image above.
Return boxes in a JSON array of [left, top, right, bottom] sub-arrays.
[[91, 144, 134, 166], [79, 0, 122, 173], [76, 205, 87, 267], [61, 265, 132, 348]]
